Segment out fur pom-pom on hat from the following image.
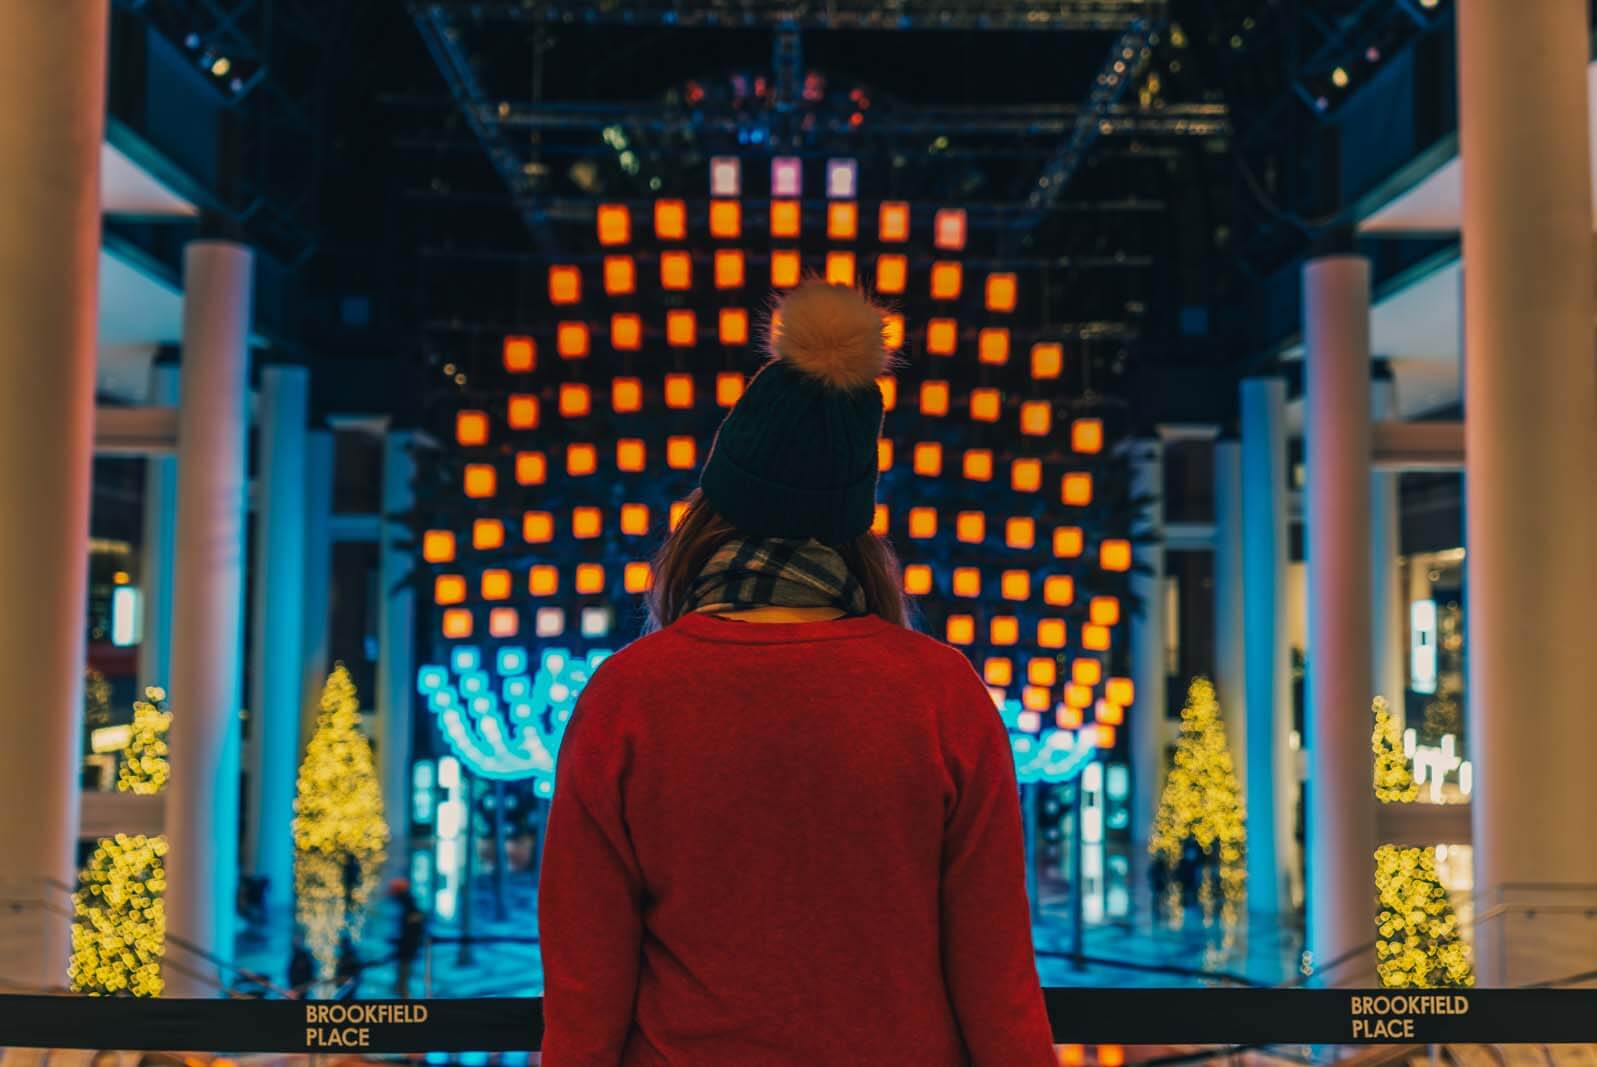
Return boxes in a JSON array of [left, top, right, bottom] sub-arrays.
[[769, 280, 888, 390]]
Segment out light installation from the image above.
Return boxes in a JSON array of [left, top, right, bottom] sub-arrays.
[[69, 833, 168, 997], [413, 154, 1143, 789]]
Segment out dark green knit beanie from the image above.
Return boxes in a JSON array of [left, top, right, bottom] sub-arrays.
[[700, 281, 887, 545]]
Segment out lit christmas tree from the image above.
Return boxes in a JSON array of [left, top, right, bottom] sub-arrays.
[[293, 663, 389, 980], [69, 833, 167, 997], [117, 686, 172, 796], [1372, 695, 1419, 804], [1374, 844, 1474, 987], [1149, 677, 1246, 918]]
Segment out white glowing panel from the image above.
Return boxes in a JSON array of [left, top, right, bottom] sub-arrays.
[[110, 585, 141, 647], [1410, 599, 1437, 695], [710, 156, 741, 197], [771, 156, 802, 198], [536, 607, 564, 637], [825, 158, 858, 199]]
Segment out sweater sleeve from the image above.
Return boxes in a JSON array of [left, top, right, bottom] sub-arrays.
[[939, 666, 1057, 1067], [538, 685, 643, 1066]]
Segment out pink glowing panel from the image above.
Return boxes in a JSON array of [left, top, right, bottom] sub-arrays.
[[710, 156, 741, 198], [771, 156, 803, 198], [934, 208, 967, 251], [826, 157, 858, 199]]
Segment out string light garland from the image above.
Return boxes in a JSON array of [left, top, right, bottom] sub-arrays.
[[1374, 845, 1473, 988], [1372, 695, 1419, 804], [117, 686, 172, 796], [69, 833, 167, 997], [1149, 677, 1246, 918]]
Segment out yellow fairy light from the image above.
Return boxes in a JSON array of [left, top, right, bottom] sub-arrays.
[[1149, 677, 1246, 911], [1374, 845, 1474, 988], [117, 687, 172, 796], [1372, 695, 1419, 803], [69, 833, 167, 996]]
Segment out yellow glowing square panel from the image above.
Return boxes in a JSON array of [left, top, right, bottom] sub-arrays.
[[597, 203, 631, 246], [827, 201, 858, 240], [666, 436, 697, 469], [1081, 624, 1111, 651], [422, 529, 455, 563], [1053, 525, 1084, 558], [920, 380, 949, 416], [930, 260, 962, 300], [1028, 658, 1057, 687], [1031, 342, 1063, 380], [769, 199, 801, 238], [1100, 539, 1132, 572], [1090, 596, 1120, 626], [934, 208, 967, 251], [442, 608, 472, 639], [826, 252, 856, 286], [952, 567, 981, 598], [876, 375, 897, 411], [875, 253, 908, 294], [719, 308, 750, 345], [515, 451, 547, 486], [1073, 659, 1102, 686], [1005, 517, 1035, 549], [1061, 471, 1093, 506], [717, 371, 745, 406], [611, 313, 642, 351], [1011, 458, 1041, 492], [985, 272, 1017, 312], [877, 438, 893, 472], [620, 503, 650, 536], [624, 561, 654, 593], [872, 503, 889, 536], [434, 574, 466, 605], [667, 309, 697, 347], [970, 388, 1001, 422], [878, 201, 910, 242], [566, 443, 597, 476], [983, 657, 1012, 686], [926, 318, 958, 355], [522, 510, 554, 544], [575, 563, 605, 594], [558, 383, 590, 418], [557, 322, 589, 359], [990, 616, 1019, 646], [882, 312, 904, 351], [1000, 570, 1030, 601], [1037, 618, 1067, 649], [1071, 417, 1104, 454], [502, 334, 535, 373], [714, 249, 745, 289], [1019, 401, 1051, 437], [978, 328, 1010, 365], [771, 249, 802, 289], [463, 464, 496, 499], [1023, 686, 1051, 712], [963, 449, 994, 482], [913, 442, 943, 477], [709, 199, 741, 239], [669, 500, 689, 530], [604, 255, 636, 296], [481, 569, 512, 601], [612, 377, 642, 413], [456, 410, 489, 447], [654, 199, 686, 240], [945, 614, 975, 645], [660, 250, 693, 291], [1043, 574, 1075, 606], [616, 438, 646, 472], [903, 563, 933, 595], [1106, 677, 1134, 705], [1097, 702, 1124, 726], [1065, 683, 1094, 709], [955, 511, 985, 543], [1056, 705, 1084, 729], [665, 373, 695, 409], [528, 565, 559, 597], [908, 507, 937, 538], [508, 393, 540, 429], [472, 519, 504, 551], [572, 507, 602, 539], [549, 265, 581, 305]]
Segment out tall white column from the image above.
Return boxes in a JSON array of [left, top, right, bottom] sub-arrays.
[[300, 430, 334, 748], [139, 360, 181, 692], [1303, 255, 1376, 982], [245, 365, 309, 912], [376, 431, 417, 870], [164, 242, 253, 996], [1126, 438, 1166, 913], [1369, 374, 1404, 715], [1240, 378, 1295, 920], [0, 0, 107, 991], [1211, 439, 1247, 792], [1457, 0, 1597, 986]]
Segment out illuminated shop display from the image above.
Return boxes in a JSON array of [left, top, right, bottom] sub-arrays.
[[413, 156, 1143, 786]]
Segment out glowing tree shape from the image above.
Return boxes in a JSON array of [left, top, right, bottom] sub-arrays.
[[293, 664, 389, 980], [417, 646, 610, 794], [1374, 845, 1473, 988], [1149, 677, 1246, 917], [70, 833, 167, 996], [1372, 695, 1419, 804], [118, 686, 172, 796]]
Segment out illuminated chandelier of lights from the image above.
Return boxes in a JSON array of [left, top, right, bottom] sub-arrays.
[[417, 646, 611, 792]]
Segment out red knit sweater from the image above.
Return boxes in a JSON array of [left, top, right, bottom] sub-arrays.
[[538, 612, 1057, 1066]]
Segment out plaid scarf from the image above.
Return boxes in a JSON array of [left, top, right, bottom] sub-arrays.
[[687, 536, 868, 617]]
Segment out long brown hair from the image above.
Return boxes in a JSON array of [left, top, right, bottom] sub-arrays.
[[646, 489, 909, 630]]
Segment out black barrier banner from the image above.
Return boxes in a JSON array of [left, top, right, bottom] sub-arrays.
[[0, 989, 1595, 1052]]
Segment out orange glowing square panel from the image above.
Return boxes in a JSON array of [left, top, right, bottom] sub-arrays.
[[982, 657, 1011, 686], [1100, 538, 1132, 571], [872, 503, 889, 536], [771, 249, 802, 289], [660, 250, 693, 290], [666, 309, 697, 347], [664, 374, 694, 410], [903, 563, 933, 595], [878, 201, 910, 242], [1082, 624, 1111, 651], [876, 375, 897, 410], [624, 561, 654, 593], [1053, 525, 1084, 557], [709, 199, 741, 239], [908, 507, 937, 538], [616, 438, 646, 472], [934, 208, 967, 250], [557, 321, 589, 359], [719, 308, 750, 346], [952, 568, 980, 598], [572, 507, 602, 539], [566, 443, 597, 476], [1038, 618, 1067, 649], [434, 574, 466, 606], [913, 442, 942, 476], [507, 394, 539, 429], [875, 254, 907, 294], [463, 464, 496, 499], [1000, 570, 1030, 601], [986, 272, 1018, 312], [1062, 471, 1093, 506], [455, 410, 489, 447], [528, 565, 559, 597], [558, 383, 590, 418], [442, 608, 472, 639], [930, 261, 962, 300], [1005, 517, 1035, 549], [611, 313, 642, 351], [1072, 418, 1104, 454], [597, 203, 630, 246], [945, 614, 975, 645], [716, 371, 745, 406], [481, 569, 512, 601], [488, 607, 518, 638], [881, 312, 904, 351], [1011, 458, 1041, 492], [1073, 659, 1103, 686], [603, 255, 636, 296], [1106, 677, 1135, 705], [990, 616, 1019, 646], [825, 251, 856, 287], [978, 328, 1010, 365], [472, 519, 504, 551], [514, 451, 547, 486], [955, 511, 985, 543], [714, 249, 745, 289], [827, 201, 858, 240], [654, 199, 686, 240], [620, 503, 650, 536], [666, 436, 697, 469], [669, 500, 689, 530], [877, 438, 893, 471], [963, 449, 993, 482], [970, 388, 1001, 422], [1028, 659, 1057, 687], [1020, 400, 1051, 436], [926, 318, 958, 356], [769, 199, 801, 238], [612, 377, 642, 413], [1090, 596, 1121, 626], [522, 511, 554, 544], [1043, 575, 1075, 606], [1031, 342, 1063, 380], [548, 265, 581, 305], [421, 529, 455, 563], [502, 335, 535, 373]]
